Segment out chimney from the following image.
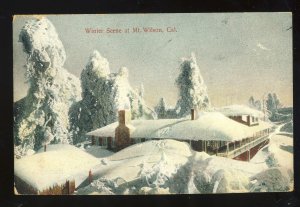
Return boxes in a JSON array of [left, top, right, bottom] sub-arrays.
[[118, 110, 131, 125], [247, 115, 251, 126], [191, 109, 196, 120], [115, 110, 131, 150]]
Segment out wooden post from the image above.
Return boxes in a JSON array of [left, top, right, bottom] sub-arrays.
[[107, 137, 112, 149], [88, 170, 92, 184], [191, 109, 195, 120], [247, 150, 250, 162], [44, 145, 47, 152], [226, 142, 229, 154], [249, 150, 251, 161], [66, 180, 70, 194]]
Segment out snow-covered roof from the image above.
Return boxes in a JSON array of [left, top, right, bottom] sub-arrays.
[[87, 112, 273, 142], [14, 144, 100, 192], [217, 105, 265, 118]]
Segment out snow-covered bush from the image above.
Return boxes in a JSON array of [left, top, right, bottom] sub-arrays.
[[193, 170, 211, 193], [265, 152, 279, 168], [139, 152, 172, 188], [249, 167, 292, 192], [14, 17, 81, 153], [209, 169, 249, 193], [14, 145, 35, 159], [76, 177, 116, 195], [167, 160, 193, 194]]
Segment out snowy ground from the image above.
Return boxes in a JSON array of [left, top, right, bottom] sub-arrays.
[[84, 146, 114, 158], [74, 125, 293, 194], [15, 122, 293, 195], [249, 123, 294, 192]]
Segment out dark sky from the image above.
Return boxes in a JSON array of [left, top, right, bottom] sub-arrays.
[[13, 13, 293, 107]]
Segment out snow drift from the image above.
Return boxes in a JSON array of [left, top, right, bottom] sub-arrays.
[[15, 135, 293, 195], [75, 136, 293, 195]]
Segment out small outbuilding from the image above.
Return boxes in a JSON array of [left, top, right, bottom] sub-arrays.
[[14, 144, 100, 194]]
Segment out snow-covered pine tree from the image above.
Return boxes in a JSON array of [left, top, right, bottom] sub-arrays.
[[254, 100, 262, 111], [175, 53, 210, 117], [139, 83, 144, 98], [155, 98, 167, 119], [69, 50, 116, 144], [248, 96, 255, 108], [266, 93, 275, 113], [248, 96, 262, 111], [14, 18, 81, 153], [273, 93, 281, 111], [138, 83, 145, 118], [69, 51, 156, 144]]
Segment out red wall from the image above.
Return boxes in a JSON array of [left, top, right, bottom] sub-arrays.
[[233, 139, 269, 161]]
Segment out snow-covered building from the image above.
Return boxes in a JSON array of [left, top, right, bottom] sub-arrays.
[[14, 144, 100, 194], [217, 105, 266, 124], [87, 107, 273, 161]]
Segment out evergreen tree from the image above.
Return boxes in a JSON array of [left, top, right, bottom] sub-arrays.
[[175, 53, 210, 117], [266, 93, 275, 113], [69, 51, 156, 144], [155, 98, 167, 119], [273, 93, 281, 111], [248, 96, 255, 108], [14, 18, 81, 153], [254, 100, 262, 111], [69, 51, 116, 144], [138, 83, 145, 118]]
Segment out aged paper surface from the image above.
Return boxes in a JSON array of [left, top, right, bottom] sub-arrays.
[[13, 13, 293, 195]]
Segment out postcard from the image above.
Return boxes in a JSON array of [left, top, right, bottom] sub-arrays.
[[13, 13, 293, 195]]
